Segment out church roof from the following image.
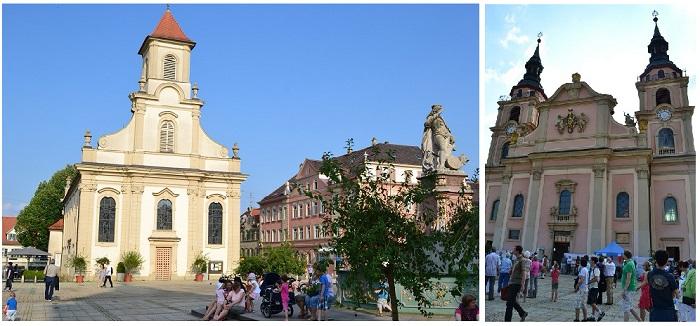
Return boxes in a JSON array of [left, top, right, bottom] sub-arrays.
[[150, 8, 191, 42], [48, 218, 64, 231], [2, 216, 19, 246]]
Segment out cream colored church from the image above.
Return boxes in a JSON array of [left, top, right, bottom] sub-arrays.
[[61, 9, 246, 280]]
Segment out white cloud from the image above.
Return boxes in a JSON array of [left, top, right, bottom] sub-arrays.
[[500, 26, 529, 49], [3, 202, 27, 216], [505, 13, 516, 25]]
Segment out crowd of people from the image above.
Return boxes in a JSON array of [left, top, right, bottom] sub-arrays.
[[486, 246, 696, 322]]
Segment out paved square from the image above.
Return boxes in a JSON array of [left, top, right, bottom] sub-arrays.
[[486, 274, 643, 322]]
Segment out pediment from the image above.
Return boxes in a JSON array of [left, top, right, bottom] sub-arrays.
[[544, 75, 616, 110], [152, 187, 179, 197]]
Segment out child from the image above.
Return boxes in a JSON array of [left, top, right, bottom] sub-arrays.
[[551, 262, 560, 302], [280, 275, 290, 321], [202, 280, 228, 320], [455, 294, 478, 321], [4, 291, 17, 321]]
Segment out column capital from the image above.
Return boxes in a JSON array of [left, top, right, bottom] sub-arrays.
[[636, 167, 650, 179], [531, 168, 543, 180], [593, 164, 606, 178]]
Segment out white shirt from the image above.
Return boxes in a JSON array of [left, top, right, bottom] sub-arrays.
[[589, 266, 600, 289], [485, 252, 499, 276], [604, 261, 616, 277], [105, 266, 112, 276], [578, 267, 589, 291]]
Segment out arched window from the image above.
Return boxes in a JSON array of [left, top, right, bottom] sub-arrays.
[[516, 89, 523, 98], [658, 128, 675, 149], [663, 196, 678, 223], [98, 197, 116, 242], [156, 199, 172, 230], [656, 88, 671, 106], [490, 199, 500, 221], [616, 192, 630, 218], [208, 203, 223, 244], [558, 190, 572, 215], [512, 194, 524, 217], [501, 142, 510, 160], [657, 69, 665, 79], [160, 121, 175, 152], [163, 54, 177, 80], [508, 106, 521, 122]]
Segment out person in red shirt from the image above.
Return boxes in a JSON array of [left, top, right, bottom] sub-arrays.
[[551, 262, 560, 302]]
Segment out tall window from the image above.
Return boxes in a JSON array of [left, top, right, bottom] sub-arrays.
[[98, 197, 116, 242], [314, 180, 318, 190], [501, 143, 510, 160], [616, 192, 630, 218], [508, 106, 521, 122], [208, 203, 223, 244], [663, 196, 678, 223], [558, 190, 572, 215], [657, 69, 665, 80], [656, 88, 671, 106], [490, 200, 500, 221], [156, 199, 173, 230], [160, 121, 175, 152], [512, 194, 524, 217], [658, 128, 675, 149], [163, 54, 177, 80]]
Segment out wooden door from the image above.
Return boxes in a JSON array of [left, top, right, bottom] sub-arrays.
[[155, 247, 171, 281]]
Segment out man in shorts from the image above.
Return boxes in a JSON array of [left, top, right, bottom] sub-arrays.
[[574, 258, 589, 322], [620, 250, 642, 321]]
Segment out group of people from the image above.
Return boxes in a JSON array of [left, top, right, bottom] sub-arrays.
[[201, 276, 249, 320], [2, 259, 60, 321], [96, 263, 113, 288], [492, 245, 696, 322]]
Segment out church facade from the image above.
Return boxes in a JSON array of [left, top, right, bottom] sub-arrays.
[[485, 16, 695, 263], [62, 9, 246, 280]]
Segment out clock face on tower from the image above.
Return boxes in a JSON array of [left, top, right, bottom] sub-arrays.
[[505, 123, 517, 134], [657, 108, 672, 121]]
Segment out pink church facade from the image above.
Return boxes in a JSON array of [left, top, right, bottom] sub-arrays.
[[485, 17, 695, 264]]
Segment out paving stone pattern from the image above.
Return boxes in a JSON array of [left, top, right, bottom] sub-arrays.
[[486, 273, 643, 322]]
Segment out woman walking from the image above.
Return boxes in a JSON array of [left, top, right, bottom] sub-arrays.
[[637, 261, 652, 321]]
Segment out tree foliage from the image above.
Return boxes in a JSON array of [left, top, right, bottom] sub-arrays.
[[301, 141, 443, 320], [15, 165, 77, 251], [235, 242, 305, 277]]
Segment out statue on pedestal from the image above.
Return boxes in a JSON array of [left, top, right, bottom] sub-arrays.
[[421, 104, 467, 172]]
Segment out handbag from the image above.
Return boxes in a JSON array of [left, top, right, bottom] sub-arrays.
[[500, 287, 509, 301]]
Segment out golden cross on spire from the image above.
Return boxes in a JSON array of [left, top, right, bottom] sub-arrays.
[[537, 32, 543, 39], [652, 10, 658, 18]]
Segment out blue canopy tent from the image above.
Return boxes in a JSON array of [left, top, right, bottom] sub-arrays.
[[594, 241, 625, 257]]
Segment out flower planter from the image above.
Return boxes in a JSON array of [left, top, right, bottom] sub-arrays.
[[75, 275, 84, 283], [124, 273, 133, 282], [116, 273, 125, 282], [195, 273, 204, 282]]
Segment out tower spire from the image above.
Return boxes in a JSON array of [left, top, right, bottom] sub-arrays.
[[515, 33, 544, 91], [641, 10, 680, 78]]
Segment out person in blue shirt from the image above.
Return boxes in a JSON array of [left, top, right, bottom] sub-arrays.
[[374, 281, 392, 317], [4, 290, 17, 321], [648, 250, 679, 321], [499, 253, 512, 293], [316, 265, 335, 321]]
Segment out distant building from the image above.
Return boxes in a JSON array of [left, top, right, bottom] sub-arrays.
[[2, 216, 22, 265], [240, 208, 261, 257], [259, 142, 424, 264], [61, 9, 246, 281], [485, 16, 695, 262], [48, 219, 63, 266]]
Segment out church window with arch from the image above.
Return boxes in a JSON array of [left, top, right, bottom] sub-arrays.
[[156, 199, 173, 230], [558, 190, 572, 215], [159, 120, 175, 152], [490, 199, 500, 221], [663, 196, 678, 223], [208, 202, 223, 244], [616, 192, 630, 218], [658, 128, 675, 154], [512, 194, 524, 217], [98, 197, 116, 242], [656, 87, 671, 106]]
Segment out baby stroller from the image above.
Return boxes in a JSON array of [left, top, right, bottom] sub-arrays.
[[259, 272, 294, 318]]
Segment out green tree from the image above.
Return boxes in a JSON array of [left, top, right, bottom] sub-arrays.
[[302, 141, 440, 320], [264, 242, 306, 276], [15, 165, 77, 251], [235, 255, 267, 276]]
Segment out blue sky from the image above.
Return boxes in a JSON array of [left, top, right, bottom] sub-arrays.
[[484, 4, 697, 143], [2, 4, 479, 215]]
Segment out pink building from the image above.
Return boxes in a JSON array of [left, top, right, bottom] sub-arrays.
[[258, 142, 423, 264], [485, 16, 695, 264]]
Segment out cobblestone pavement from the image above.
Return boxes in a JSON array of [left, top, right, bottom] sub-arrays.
[[486, 274, 642, 322], [2, 280, 452, 321]]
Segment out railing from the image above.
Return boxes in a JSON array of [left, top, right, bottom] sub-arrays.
[[551, 214, 576, 224], [639, 70, 684, 82], [658, 147, 676, 155]]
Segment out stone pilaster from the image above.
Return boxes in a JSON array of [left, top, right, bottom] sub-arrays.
[[120, 182, 132, 253], [76, 179, 97, 263], [590, 165, 606, 252], [492, 172, 512, 249], [129, 182, 144, 251], [636, 168, 651, 256], [186, 182, 203, 278], [523, 167, 543, 251], [227, 186, 242, 274], [682, 111, 695, 153]]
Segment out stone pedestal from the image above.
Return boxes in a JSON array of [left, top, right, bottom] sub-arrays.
[[419, 170, 472, 231]]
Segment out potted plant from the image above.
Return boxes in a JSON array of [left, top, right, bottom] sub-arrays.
[[67, 254, 88, 283], [191, 252, 208, 281], [116, 262, 126, 282], [121, 251, 144, 282]]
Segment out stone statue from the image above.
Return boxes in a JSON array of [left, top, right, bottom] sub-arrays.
[[624, 112, 636, 127], [421, 105, 467, 171]]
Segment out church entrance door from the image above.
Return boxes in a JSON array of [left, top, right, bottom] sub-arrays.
[[552, 242, 569, 266], [155, 247, 171, 281]]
